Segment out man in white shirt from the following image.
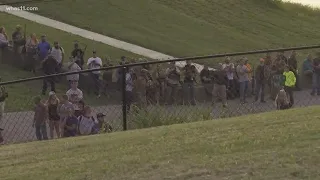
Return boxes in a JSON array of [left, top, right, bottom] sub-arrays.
[[87, 50, 102, 98], [66, 81, 83, 116], [67, 57, 81, 87], [78, 106, 97, 135], [222, 57, 236, 99], [50, 41, 64, 64]]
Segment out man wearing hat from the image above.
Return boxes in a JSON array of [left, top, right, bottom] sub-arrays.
[[254, 58, 267, 103], [87, 50, 103, 98], [95, 113, 113, 133]]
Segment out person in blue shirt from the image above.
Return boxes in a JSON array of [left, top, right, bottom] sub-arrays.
[[37, 35, 51, 61], [63, 108, 78, 137]]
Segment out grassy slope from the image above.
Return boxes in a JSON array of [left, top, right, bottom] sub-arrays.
[[19, 0, 320, 62], [0, 12, 140, 111], [1, 106, 320, 180], [0, 13, 140, 63]]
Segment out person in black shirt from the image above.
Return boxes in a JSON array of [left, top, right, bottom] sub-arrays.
[[12, 25, 25, 53], [212, 64, 228, 107], [255, 58, 266, 103], [200, 65, 213, 98], [71, 42, 85, 69], [182, 60, 197, 105], [41, 56, 58, 95], [311, 54, 320, 95]]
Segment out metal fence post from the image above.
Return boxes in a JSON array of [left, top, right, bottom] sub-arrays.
[[122, 66, 127, 131]]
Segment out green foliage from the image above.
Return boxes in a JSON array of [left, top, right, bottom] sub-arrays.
[[129, 105, 212, 129]]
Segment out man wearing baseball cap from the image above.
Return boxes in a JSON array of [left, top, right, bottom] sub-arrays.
[[96, 113, 113, 133]]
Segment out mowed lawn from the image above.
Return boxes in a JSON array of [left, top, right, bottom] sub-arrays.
[[16, 0, 320, 60], [0, 12, 140, 112], [0, 106, 320, 179]]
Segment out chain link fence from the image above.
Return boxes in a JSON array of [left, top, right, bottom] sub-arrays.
[[0, 45, 320, 145]]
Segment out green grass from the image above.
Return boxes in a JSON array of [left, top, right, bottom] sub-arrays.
[[1, 106, 320, 180], [0, 12, 142, 112], [14, 0, 320, 64]]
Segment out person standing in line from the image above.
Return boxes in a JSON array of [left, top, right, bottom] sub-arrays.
[[0, 128, 3, 145], [212, 64, 228, 107], [200, 65, 213, 99], [41, 54, 58, 95], [49, 41, 65, 73], [166, 62, 181, 105], [244, 58, 254, 96], [71, 42, 85, 69], [66, 57, 81, 88], [287, 50, 300, 91], [125, 68, 134, 112], [311, 53, 320, 96], [66, 81, 83, 117], [0, 27, 9, 48], [0, 78, 8, 125], [283, 65, 296, 107], [87, 50, 103, 98], [254, 58, 267, 103], [33, 96, 48, 141], [57, 94, 74, 138], [236, 58, 250, 104], [37, 35, 51, 62], [222, 57, 236, 99], [12, 25, 25, 53], [46, 91, 60, 139], [182, 60, 197, 106], [24, 33, 39, 72]]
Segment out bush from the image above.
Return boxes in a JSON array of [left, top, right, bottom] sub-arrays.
[[129, 104, 212, 129]]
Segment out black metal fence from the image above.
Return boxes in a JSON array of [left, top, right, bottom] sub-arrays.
[[0, 45, 320, 144]]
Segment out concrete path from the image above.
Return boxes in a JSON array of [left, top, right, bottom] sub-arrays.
[[1, 89, 319, 144]]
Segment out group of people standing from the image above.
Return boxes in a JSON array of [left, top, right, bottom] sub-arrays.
[[33, 82, 112, 141], [200, 51, 300, 110]]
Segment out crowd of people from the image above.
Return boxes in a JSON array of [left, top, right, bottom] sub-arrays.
[[1, 24, 320, 143], [32, 87, 113, 141]]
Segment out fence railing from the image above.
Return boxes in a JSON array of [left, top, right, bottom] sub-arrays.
[[0, 44, 319, 144]]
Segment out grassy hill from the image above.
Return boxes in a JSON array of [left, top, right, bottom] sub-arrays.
[[15, 0, 320, 61], [0, 106, 319, 180]]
